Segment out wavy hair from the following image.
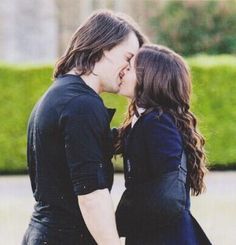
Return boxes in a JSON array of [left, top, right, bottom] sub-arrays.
[[117, 44, 208, 196]]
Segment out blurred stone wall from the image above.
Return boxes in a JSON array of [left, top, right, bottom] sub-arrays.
[[56, 0, 162, 55], [0, 0, 58, 63], [0, 0, 162, 63]]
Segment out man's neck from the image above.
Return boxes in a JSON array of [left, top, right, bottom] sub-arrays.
[[67, 69, 101, 94]]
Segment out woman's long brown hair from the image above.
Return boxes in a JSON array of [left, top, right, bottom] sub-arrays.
[[118, 44, 208, 196]]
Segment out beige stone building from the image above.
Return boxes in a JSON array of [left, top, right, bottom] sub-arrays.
[[0, 0, 161, 63]]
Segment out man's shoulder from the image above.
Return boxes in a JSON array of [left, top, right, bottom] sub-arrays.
[[46, 77, 105, 115], [62, 93, 106, 117], [69, 93, 103, 109]]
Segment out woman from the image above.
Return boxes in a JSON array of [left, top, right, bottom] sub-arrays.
[[115, 44, 211, 244]]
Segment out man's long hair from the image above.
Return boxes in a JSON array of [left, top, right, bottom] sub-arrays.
[[53, 10, 147, 78]]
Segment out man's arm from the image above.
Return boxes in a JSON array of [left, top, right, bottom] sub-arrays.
[[78, 189, 121, 245], [61, 97, 121, 244]]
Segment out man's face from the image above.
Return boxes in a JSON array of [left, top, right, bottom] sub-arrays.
[[94, 32, 140, 93]]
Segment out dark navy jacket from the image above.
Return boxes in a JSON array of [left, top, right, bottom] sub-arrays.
[[122, 111, 184, 189], [117, 110, 211, 244], [27, 74, 115, 230]]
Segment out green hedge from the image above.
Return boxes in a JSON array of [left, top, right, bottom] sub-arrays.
[[188, 55, 236, 169], [0, 55, 236, 173]]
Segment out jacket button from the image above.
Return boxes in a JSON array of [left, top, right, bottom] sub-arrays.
[[127, 159, 131, 172]]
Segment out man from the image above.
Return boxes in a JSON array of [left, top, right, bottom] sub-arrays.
[[22, 10, 146, 245]]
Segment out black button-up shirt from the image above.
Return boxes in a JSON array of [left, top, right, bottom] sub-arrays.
[[27, 74, 115, 229]]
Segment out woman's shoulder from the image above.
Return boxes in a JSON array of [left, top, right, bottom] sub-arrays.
[[141, 109, 183, 150], [142, 109, 176, 129]]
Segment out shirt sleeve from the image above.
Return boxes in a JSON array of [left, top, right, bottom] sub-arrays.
[[60, 95, 109, 195], [144, 113, 183, 176]]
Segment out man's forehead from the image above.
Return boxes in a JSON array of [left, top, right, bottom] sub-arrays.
[[120, 33, 139, 51], [122, 44, 139, 57]]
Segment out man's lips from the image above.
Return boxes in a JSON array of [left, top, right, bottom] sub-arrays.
[[119, 70, 125, 80], [118, 68, 127, 87], [118, 72, 124, 87], [118, 81, 123, 87]]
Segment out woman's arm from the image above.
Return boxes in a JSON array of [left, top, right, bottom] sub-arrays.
[[144, 112, 183, 175]]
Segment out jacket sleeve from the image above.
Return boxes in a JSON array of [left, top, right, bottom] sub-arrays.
[[144, 113, 183, 176], [59, 95, 110, 195]]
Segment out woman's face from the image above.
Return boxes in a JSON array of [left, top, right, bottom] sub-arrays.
[[118, 56, 137, 98]]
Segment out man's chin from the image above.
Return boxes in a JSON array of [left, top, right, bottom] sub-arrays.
[[118, 89, 134, 99], [114, 86, 120, 94], [105, 85, 120, 94]]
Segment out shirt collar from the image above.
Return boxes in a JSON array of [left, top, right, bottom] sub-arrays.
[[57, 73, 103, 100], [106, 108, 116, 123], [131, 107, 145, 128]]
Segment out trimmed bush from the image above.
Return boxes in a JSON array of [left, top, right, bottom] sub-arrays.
[[188, 55, 236, 169], [0, 55, 235, 173], [0, 65, 53, 173]]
